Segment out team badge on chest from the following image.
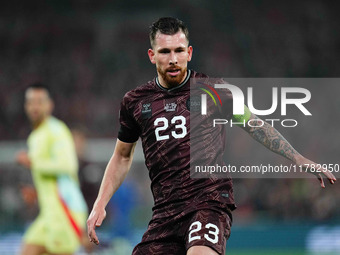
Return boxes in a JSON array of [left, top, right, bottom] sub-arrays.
[[164, 102, 177, 112]]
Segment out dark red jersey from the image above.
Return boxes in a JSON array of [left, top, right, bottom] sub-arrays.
[[118, 70, 235, 220]]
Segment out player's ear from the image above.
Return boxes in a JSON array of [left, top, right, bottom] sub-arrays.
[[187, 46, 193, 62], [148, 48, 156, 64]]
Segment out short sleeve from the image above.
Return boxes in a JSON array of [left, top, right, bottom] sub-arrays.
[[117, 99, 141, 143]]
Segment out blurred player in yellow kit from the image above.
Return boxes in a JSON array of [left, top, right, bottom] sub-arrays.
[[16, 83, 88, 255]]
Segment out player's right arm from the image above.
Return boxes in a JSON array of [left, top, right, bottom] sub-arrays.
[[87, 139, 136, 245], [238, 111, 336, 188]]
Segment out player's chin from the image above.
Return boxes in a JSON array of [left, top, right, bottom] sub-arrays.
[[28, 116, 38, 123], [29, 116, 43, 125], [167, 73, 184, 82], [166, 77, 182, 88]]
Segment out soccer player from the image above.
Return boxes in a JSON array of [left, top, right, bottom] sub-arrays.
[[16, 83, 88, 255], [87, 17, 336, 255]]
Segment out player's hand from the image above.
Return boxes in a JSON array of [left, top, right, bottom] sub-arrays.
[[87, 206, 106, 245], [20, 185, 37, 206], [296, 157, 336, 188], [15, 150, 31, 169]]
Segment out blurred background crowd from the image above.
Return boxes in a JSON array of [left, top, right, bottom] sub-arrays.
[[0, 0, 339, 254]]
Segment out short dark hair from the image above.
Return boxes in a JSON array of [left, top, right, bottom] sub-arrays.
[[149, 17, 189, 48], [26, 82, 52, 98]]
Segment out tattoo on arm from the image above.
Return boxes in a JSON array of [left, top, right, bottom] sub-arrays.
[[245, 116, 301, 162]]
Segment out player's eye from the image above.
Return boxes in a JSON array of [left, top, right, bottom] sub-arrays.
[[159, 49, 170, 54], [175, 48, 185, 52]]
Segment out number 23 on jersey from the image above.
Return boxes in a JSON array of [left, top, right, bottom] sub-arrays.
[[154, 116, 187, 141]]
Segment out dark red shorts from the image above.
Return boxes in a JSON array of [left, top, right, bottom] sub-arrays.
[[132, 207, 232, 255]]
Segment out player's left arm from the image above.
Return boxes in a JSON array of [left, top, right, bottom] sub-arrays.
[[236, 110, 336, 188]]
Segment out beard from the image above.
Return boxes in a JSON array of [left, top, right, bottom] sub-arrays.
[[157, 65, 187, 89], [27, 111, 46, 128]]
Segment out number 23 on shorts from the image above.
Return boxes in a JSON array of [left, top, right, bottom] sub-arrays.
[[188, 221, 220, 244]]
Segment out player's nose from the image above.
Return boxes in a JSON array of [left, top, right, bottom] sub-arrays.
[[169, 51, 178, 65]]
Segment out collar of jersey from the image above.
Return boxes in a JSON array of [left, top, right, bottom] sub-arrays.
[[155, 69, 191, 92]]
